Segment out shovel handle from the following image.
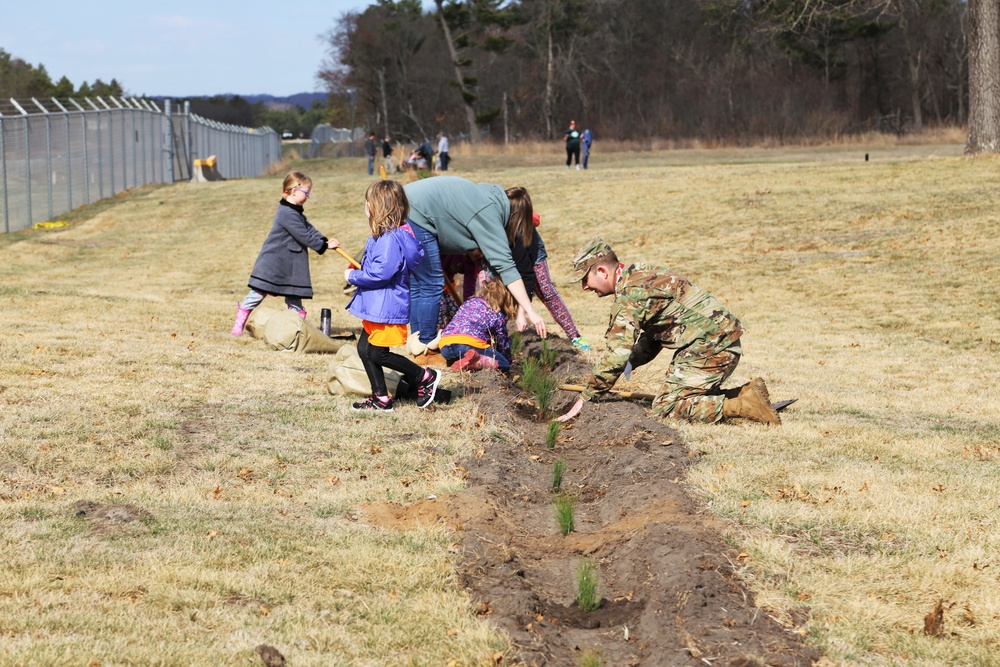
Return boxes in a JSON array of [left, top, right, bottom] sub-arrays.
[[335, 247, 361, 269], [558, 383, 656, 402]]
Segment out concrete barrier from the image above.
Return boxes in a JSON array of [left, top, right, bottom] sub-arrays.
[[191, 155, 224, 182]]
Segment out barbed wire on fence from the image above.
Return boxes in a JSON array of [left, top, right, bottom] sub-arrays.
[[0, 96, 281, 234]]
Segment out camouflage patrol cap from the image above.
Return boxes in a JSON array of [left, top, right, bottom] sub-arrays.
[[569, 237, 614, 284]]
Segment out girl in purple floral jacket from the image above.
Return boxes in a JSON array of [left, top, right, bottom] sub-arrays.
[[439, 276, 518, 372]]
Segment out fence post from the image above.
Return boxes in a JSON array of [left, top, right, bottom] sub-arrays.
[[165, 99, 175, 183], [71, 99, 90, 205], [184, 101, 192, 172], [0, 114, 7, 233], [85, 99, 103, 200], [32, 99, 53, 221], [52, 98, 73, 212], [10, 99, 32, 227]]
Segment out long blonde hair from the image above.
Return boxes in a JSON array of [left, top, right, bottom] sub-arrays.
[[504, 186, 533, 247], [478, 276, 518, 318], [365, 180, 409, 238]]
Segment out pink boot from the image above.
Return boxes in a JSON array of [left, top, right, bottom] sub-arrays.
[[231, 306, 251, 336], [289, 307, 307, 321], [451, 349, 481, 371]]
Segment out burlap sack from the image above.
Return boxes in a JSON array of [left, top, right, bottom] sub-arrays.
[[245, 307, 350, 354], [326, 344, 403, 396]]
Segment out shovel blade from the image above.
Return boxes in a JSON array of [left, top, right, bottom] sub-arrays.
[[772, 398, 798, 412]]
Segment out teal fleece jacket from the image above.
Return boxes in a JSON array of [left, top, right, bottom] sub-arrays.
[[403, 176, 519, 286]]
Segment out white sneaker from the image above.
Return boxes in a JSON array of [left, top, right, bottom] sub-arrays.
[[576, 164, 581, 170]]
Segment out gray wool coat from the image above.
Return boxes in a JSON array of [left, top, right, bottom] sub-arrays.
[[248, 199, 329, 298]]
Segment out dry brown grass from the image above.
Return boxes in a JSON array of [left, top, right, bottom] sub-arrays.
[[2, 140, 998, 666]]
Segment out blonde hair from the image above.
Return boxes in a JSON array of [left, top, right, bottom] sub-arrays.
[[504, 186, 533, 247], [365, 180, 409, 238], [478, 276, 518, 318], [282, 171, 312, 197]]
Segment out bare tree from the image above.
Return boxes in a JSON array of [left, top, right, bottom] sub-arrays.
[[966, 0, 1000, 153]]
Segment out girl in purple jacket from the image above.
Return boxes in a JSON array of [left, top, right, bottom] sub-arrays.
[[345, 181, 441, 412], [440, 276, 518, 372]]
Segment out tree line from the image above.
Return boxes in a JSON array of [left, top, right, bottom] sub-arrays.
[[320, 0, 971, 145], [0, 48, 125, 103]]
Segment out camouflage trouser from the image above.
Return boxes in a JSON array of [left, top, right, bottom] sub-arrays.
[[629, 334, 741, 424]]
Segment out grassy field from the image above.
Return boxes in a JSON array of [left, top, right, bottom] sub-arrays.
[[2, 141, 999, 666]]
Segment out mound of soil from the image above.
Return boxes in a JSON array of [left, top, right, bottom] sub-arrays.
[[363, 335, 820, 666]]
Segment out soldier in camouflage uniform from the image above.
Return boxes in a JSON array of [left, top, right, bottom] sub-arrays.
[[556, 238, 780, 425]]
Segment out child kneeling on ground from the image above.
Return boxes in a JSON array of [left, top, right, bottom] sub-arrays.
[[440, 275, 518, 372], [345, 180, 441, 412]]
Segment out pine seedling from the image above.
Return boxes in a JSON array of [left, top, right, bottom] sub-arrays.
[[510, 330, 523, 357], [552, 459, 565, 492], [539, 337, 557, 368], [578, 650, 606, 667], [546, 420, 562, 449], [576, 559, 602, 612], [555, 494, 575, 535]]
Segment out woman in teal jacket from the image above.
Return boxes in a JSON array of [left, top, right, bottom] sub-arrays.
[[403, 176, 547, 347]]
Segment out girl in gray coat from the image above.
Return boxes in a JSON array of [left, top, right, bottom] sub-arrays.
[[231, 172, 339, 336]]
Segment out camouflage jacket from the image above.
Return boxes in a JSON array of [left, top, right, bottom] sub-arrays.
[[581, 263, 745, 401]]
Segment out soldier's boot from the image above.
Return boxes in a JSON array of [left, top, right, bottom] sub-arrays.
[[722, 383, 781, 425], [722, 377, 771, 402]]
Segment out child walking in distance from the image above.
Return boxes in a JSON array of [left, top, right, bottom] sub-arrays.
[[346, 180, 441, 411], [232, 172, 338, 336], [440, 275, 517, 372]]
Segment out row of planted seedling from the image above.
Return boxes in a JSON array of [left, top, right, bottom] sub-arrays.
[[511, 333, 604, 620]]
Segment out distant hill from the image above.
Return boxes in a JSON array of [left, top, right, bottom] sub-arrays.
[[241, 93, 328, 109], [174, 93, 328, 109]]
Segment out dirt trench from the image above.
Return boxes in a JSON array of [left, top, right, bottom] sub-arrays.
[[363, 335, 820, 666]]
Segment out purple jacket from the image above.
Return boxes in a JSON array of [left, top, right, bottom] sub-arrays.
[[346, 224, 424, 324]]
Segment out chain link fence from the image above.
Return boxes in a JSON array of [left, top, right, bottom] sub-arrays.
[[0, 96, 281, 234]]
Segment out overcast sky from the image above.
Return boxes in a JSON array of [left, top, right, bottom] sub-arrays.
[[2, 0, 423, 98]]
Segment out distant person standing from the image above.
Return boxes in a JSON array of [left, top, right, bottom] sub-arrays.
[[364, 132, 378, 176], [564, 120, 582, 170], [436, 132, 450, 171], [582, 128, 593, 169], [381, 136, 395, 173]]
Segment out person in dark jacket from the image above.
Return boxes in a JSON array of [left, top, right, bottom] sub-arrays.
[[345, 180, 441, 412], [365, 132, 378, 175], [231, 172, 339, 336]]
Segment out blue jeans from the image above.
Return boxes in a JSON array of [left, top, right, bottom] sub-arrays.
[[408, 223, 443, 344], [367, 155, 375, 175], [441, 343, 510, 372]]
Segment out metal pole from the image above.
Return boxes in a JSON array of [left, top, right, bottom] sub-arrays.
[[10, 99, 31, 227], [97, 97, 114, 194], [184, 101, 192, 175], [0, 115, 8, 233], [136, 99, 147, 185], [165, 99, 175, 183], [52, 98, 73, 211], [71, 99, 91, 205], [32, 99, 53, 220], [86, 99, 103, 199]]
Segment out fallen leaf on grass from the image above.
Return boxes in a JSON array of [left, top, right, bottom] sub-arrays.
[[207, 530, 219, 539], [923, 599, 945, 636], [369, 445, 382, 454], [237, 468, 253, 482]]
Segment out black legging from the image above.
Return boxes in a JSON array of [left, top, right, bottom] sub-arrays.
[[566, 145, 580, 166], [357, 329, 424, 397]]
